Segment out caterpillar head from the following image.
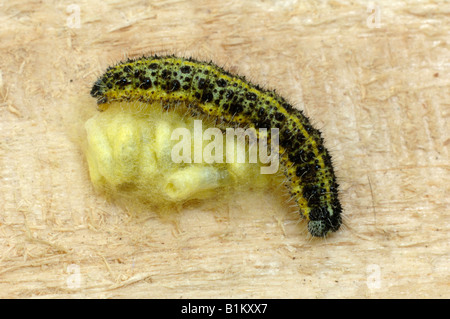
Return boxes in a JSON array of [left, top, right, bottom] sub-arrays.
[[307, 204, 342, 237]]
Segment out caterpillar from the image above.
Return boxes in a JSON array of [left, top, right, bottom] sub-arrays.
[[90, 55, 342, 237]]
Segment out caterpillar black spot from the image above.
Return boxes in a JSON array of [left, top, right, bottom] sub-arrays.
[[90, 55, 342, 237]]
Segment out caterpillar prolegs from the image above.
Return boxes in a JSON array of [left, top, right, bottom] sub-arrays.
[[90, 55, 342, 237]]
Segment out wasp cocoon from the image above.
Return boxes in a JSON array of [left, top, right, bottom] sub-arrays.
[[84, 102, 274, 207], [164, 166, 227, 201]]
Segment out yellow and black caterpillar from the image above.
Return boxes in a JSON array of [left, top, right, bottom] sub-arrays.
[[90, 55, 342, 237]]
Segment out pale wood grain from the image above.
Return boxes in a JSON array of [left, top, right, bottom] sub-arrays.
[[0, 0, 448, 298]]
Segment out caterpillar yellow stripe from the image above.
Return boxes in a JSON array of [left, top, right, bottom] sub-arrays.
[[90, 55, 342, 237]]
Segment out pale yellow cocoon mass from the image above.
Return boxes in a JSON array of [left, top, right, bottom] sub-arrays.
[[84, 102, 276, 208]]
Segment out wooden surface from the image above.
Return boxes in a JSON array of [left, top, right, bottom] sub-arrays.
[[0, 0, 449, 298]]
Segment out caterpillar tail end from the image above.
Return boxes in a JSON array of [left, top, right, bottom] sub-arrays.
[[90, 80, 109, 107]]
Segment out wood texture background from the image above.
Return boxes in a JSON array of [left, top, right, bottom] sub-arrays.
[[0, 0, 448, 298]]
